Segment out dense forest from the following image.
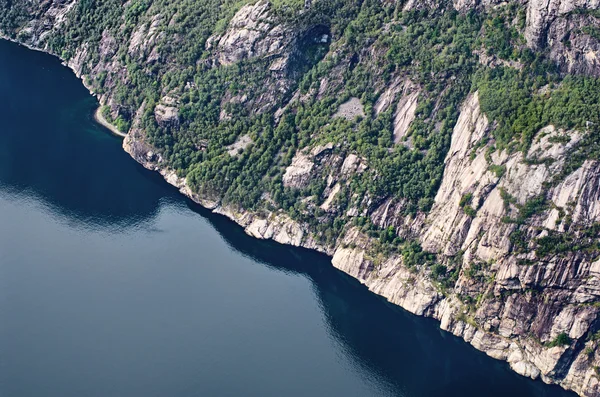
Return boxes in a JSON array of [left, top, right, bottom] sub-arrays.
[[1, 0, 599, 271]]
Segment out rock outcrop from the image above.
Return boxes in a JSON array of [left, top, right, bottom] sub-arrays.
[[442, 0, 600, 75], [211, 1, 293, 66], [332, 92, 600, 397], [154, 96, 179, 127], [333, 97, 365, 120], [393, 82, 419, 144], [127, 89, 600, 395], [524, 0, 600, 75], [15, 0, 77, 45]]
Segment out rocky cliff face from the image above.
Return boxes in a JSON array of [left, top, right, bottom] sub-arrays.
[[124, 89, 600, 397], [448, 0, 600, 75], [12, 0, 77, 45], [209, 1, 290, 66], [525, 0, 600, 75], [3, 0, 600, 395], [325, 92, 600, 396], [125, 93, 600, 395]]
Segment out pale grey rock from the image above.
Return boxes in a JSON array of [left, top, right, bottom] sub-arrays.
[[67, 44, 88, 78], [547, 13, 600, 75], [333, 97, 365, 120], [128, 14, 163, 59], [332, 246, 372, 280], [393, 89, 419, 144], [226, 134, 254, 156], [403, 0, 443, 11], [374, 76, 404, 115], [525, 0, 600, 48], [283, 151, 314, 188], [215, 1, 291, 66], [154, 103, 179, 127], [562, 345, 600, 396], [16, 0, 77, 46], [422, 92, 491, 254], [99, 30, 117, 59], [340, 154, 367, 176], [320, 183, 341, 211]]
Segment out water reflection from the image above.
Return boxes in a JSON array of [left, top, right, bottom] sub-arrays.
[[0, 40, 177, 230], [0, 38, 575, 397], [182, 198, 574, 397]]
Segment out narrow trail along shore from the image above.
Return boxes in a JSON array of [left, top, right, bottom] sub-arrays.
[[94, 107, 127, 138]]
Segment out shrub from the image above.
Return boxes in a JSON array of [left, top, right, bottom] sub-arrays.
[[548, 332, 571, 347], [432, 263, 447, 279]]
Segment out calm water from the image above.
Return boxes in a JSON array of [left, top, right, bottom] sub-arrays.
[[0, 39, 575, 397]]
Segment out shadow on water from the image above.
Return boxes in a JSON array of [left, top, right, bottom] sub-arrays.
[[183, 197, 576, 397], [0, 39, 180, 230], [0, 38, 576, 397]]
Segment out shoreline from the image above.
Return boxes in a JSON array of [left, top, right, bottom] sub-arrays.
[[0, 35, 125, 139], [93, 107, 127, 138], [0, 36, 594, 397]]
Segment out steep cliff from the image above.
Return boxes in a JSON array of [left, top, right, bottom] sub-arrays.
[[2, 0, 600, 395]]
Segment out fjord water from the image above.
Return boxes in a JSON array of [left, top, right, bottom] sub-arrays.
[[0, 39, 574, 397]]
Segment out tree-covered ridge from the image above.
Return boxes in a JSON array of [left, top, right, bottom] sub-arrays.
[[2, 0, 600, 249]]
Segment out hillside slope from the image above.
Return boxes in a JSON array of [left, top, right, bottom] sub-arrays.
[[2, 0, 600, 394]]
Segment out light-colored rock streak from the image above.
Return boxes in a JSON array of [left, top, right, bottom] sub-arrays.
[[214, 0, 291, 66], [393, 91, 419, 144], [422, 92, 491, 254]]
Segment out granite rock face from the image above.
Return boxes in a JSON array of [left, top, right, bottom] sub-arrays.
[[14, 0, 77, 45], [4, 0, 600, 396], [325, 92, 600, 397], [450, 0, 600, 75], [524, 0, 599, 48], [524, 0, 600, 75], [126, 90, 600, 396], [212, 1, 291, 66]]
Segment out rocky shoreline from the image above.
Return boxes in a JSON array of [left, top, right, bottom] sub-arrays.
[[3, 31, 598, 396], [122, 103, 599, 396], [2, 0, 600, 392]]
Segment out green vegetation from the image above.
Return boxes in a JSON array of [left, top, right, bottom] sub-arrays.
[[548, 332, 572, 347], [478, 4, 525, 60], [402, 241, 436, 268], [501, 190, 548, 225], [535, 223, 600, 257], [459, 193, 477, 217], [466, 262, 484, 280], [488, 164, 506, 178], [585, 346, 595, 357], [459, 193, 474, 208], [476, 68, 600, 152], [2, 0, 600, 267], [509, 229, 528, 252], [0, 1, 29, 38], [582, 26, 600, 41]]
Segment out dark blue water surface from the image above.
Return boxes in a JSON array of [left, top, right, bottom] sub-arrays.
[[0, 39, 575, 397]]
